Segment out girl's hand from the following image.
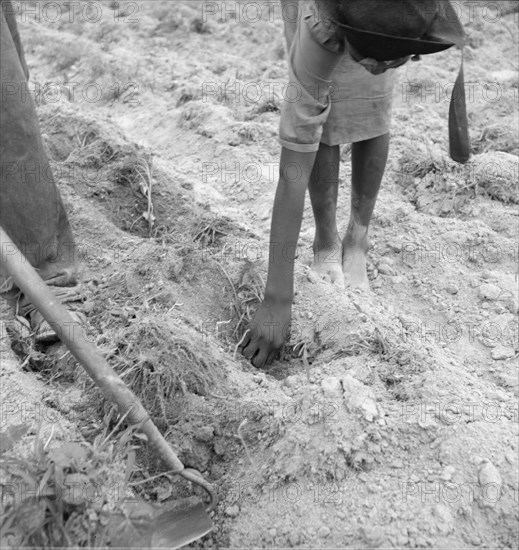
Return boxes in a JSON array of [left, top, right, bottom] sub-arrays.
[[241, 300, 292, 368]]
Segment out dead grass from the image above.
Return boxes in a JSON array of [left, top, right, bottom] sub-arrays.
[[229, 263, 265, 344], [106, 317, 224, 427], [116, 154, 157, 236], [40, 104, 138, 164], [468, 152, 519, 204], [398, 142, 519, 211], [473, 124, 519, 157], [398, 143, 449, 180]]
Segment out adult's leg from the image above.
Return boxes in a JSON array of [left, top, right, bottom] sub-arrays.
[[1, 0, 29, 79], [342, 132, 389, 290], [0, 9, 82, 340], [308, 143, 344, 286], [0, 9, 78, 285]]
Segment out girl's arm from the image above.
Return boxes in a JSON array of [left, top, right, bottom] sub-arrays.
[[241, 147, 317, 368]]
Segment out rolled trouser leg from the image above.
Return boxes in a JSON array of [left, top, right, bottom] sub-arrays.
[[0, 9, 79, 294]]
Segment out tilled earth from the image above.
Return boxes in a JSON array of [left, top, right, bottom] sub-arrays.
[[1, 1, 518, 548]]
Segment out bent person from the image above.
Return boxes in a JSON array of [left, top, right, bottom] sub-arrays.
[[241, 0, 468, 368]]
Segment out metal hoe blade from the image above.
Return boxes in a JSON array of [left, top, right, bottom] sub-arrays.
[[152, 503, 213, 549]]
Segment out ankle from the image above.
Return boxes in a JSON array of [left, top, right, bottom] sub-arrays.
[[343, 225, 369, 251], [313, 231, 340, 251]]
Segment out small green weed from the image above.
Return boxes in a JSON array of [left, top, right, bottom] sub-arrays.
[[0, 417, 144, 548]]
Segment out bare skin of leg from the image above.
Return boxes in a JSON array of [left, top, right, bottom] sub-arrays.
[[343, 132, 390, 290], [308, 143, 344, 287]]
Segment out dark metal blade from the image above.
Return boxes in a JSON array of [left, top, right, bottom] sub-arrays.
[[151, 503, 213, 549]]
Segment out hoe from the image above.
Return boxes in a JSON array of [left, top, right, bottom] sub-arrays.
[[0, 226, 215, 549]]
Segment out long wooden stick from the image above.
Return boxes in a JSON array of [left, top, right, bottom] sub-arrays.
[[0, 226, 216, 508]]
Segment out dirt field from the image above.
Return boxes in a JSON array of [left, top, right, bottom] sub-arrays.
[[1, 1, 518, 548]]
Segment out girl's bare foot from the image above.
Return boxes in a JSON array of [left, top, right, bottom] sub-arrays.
[[311, 239, 345, 288], [342, 228, 371, 291]]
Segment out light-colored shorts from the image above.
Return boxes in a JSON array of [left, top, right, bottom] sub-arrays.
[[279, 0, 398, 152]]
